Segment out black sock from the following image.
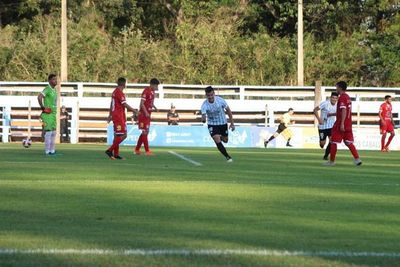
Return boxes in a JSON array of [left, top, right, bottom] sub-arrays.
[[268, 136, 275, 142], [324, 143, 331, 157], [286, 138, 291, 145], [216, 142, 230, 159]]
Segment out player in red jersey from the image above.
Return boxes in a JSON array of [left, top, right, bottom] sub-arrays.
[[379, 95, 395, 152], [325, 81, 362, 166], [105, 77, 136, 160], [135, 78, 159, 155]]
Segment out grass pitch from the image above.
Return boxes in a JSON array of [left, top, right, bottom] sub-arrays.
[[0, 143, 399, 267]]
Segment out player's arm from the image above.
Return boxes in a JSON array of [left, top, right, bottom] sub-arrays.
[[123, 102, 136, 113], [37, 92, 51, 113], [139, 99, 149, 117], [152, 103, 158, 112], [225, 106, 235, 131], [313, 106, 323, 125], [378, 107, 386, 126], [340, 107, 346, 131]]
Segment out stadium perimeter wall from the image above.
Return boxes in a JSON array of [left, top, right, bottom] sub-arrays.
[[1, 82, 399, 150], [107, 125, 400, 151]]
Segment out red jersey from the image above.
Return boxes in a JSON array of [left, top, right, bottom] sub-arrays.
[[334, 92, 352, 130], [140, 87, 155, 115], [111, 87, 126, 120], [379, 102, 392, 121]]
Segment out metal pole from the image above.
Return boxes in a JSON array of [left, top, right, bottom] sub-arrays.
[[61, 0, 68, 82], [297, 0, 304, 86]]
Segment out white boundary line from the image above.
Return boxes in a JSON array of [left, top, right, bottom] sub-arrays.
[[168, 151, 202, 166], [0, 249, 399, 257]]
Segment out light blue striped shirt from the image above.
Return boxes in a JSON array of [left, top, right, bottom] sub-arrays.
[[201, 96, 229, 125]]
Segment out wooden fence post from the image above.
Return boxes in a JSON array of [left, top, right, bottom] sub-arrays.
[[314, 81, 322, 127]]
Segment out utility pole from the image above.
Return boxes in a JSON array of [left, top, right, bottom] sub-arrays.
[[58, 0, 67, 143], [297, 0, 304, 86], [61, 0, 67, 82]]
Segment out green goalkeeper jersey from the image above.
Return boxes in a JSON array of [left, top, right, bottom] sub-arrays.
[[42, 85, 57, 114]]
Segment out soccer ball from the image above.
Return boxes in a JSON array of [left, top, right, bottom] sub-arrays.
[[22, 139, 32, 148]]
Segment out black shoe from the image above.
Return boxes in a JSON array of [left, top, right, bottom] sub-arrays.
[[105, 150, 115, 159], [114, 155, 125, 160], [323, 155, 328, 160], [286, 143, 293, 147], [264, 141, 268, 148]]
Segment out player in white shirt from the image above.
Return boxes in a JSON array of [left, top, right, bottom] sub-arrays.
[[201, 86, 235, 162], [313, 92, 338, 160]]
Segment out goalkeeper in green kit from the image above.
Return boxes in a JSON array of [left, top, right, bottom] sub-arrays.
[[37, 74, 58, 155]]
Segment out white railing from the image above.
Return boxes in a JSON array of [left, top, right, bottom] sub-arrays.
[[1, 81, 399, 143]]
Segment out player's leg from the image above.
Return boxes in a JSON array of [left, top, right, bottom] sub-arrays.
[[325, 128, 341, 165], [323, 129, 331, 160], [384, 123, 395, 151], [141, 119, 152, 154], [344, 131, 361, 165], [264, 124, 284, 148], [381, 132, 387, 151], [319, 129, 326, 149], [113, 133, 127, 159], [41, 113, 55, 155], [48, 115, 57, 154], [106, 121, 124, 159], [44, 131, 52, 154], [210, 125, 232, 161]]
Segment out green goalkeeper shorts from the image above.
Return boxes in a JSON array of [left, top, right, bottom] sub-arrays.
[[41, 113, 57, 131]]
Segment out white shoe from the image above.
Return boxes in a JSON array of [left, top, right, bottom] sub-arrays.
[[227, 158, 233, 163], [323, 161, 335, 166], [354, 158, 362, 166]]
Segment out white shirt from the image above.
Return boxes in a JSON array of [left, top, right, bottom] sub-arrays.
[[201, 96, 229, 125], [319, 100, 337, 130]]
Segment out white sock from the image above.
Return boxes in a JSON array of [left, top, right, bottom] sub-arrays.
[[45, 131, 52, 154], [50, 130, 56, 153]]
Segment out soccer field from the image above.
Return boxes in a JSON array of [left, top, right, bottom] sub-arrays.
[[0, 143, 399, 267]]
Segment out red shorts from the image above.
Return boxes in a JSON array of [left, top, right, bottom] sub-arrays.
[[138, 115, 151, 130], [113, 119, 126, 135], [380, 120, 394, 134], [331, 126, 354, 144]]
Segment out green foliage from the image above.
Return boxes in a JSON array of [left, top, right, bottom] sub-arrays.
[[0, 1, 399, 86]]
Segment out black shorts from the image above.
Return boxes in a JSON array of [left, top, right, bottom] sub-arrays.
[[318, 128, 332, 141], [276, 123, 287, 134], [208, 124, 228, 137]]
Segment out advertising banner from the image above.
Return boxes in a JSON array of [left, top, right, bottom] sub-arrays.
[[107, 124, 399, 150]]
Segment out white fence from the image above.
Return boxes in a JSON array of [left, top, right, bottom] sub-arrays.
[[1, 81, 399, 144]]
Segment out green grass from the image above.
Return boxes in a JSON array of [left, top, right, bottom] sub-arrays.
[[0, 143, 399, 267]]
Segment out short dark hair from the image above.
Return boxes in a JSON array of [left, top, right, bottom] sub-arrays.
[[48, 73, 56, 81], [385, 95, 391, 100], [336, 81, 347, 90], [117, 77, 126, 86], [150, 78, 160, 85], [205, 86, 214, 94], [331, 92, 339, 97], [288, 108, 294, 111]]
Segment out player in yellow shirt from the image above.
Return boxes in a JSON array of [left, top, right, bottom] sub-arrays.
[[264, 108, 295, 148]]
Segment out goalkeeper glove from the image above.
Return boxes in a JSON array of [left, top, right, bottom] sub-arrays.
[[42, 108, 52, 114]]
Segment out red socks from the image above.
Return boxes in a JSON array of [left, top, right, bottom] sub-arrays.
[[136, 134, 144, 151], [329, 143, 337, 162], [108, 136, 123, 156], [381, 134, 386, 150], [143, 135, 149, 152], [385, 134, 394, 148], [347, 143, 359, 159]]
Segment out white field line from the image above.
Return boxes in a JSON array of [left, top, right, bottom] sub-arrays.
[[168, 151, 202, 166], [0, 249, 399, 257]]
